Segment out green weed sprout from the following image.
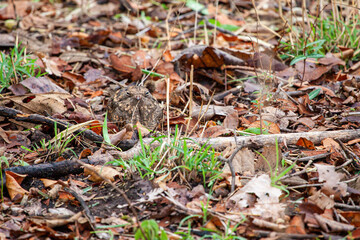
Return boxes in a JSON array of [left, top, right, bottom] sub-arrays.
[[256, 138, 296, 195], [111, 125, 222, 188], [135, 219, 168, 240], [0, 42, 44, 92]]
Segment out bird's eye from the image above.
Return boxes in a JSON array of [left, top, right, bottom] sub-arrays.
[[145, 91, 150, 96], [126, 91, 131, 96]]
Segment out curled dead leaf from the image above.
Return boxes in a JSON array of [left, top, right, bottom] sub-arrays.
[[83, 164, 122, 182], [5, 171, 29, 201]]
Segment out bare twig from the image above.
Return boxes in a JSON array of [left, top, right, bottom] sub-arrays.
[[64, 187, 95, 228], [334, 202, 360, 211], [286, 152, 331, 162], [0, 106, 103, 143], [227, 142, 243, 193]]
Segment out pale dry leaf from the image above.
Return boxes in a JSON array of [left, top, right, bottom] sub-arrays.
[[252, 218, 286, 232], [308, 190, 334, 210], [88, 149, 115, 165], [42, 57, 62, 77], [223, 109, 239, 129], [262, 106, 297, 129], [45, 212, 82, 228], [23, 200, 42, 216], [315, 163, 347, 197], [40, 178, 58, 188], [83, 164, 122, 182], [229, 174, 285, 222], [109, 127, 128, 145], [221, 147, 254, 188], [69, 180, 95, 202], [322, 138, 340, 151], [48, 208, 76, 216], [101, 216, 131, 226], [0, 93, 90, 116], [191, 105, 235, 120], [21, 77, 68, 94], [314, 214, 354, 232], [48, 184, 62, 199], [223, 147, 255, 175]]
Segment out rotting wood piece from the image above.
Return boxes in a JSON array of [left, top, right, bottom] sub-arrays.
[[0, 106, 103, 143], [112, 129, 360, 160], [1, 159, 95, 186]]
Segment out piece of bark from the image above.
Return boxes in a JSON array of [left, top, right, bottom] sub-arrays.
[[4, 159, 94, 180], [114, 129, 360, 160]]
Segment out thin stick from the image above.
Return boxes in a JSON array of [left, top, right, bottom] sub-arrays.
[[185, 65, 194, 136], [194, 1, 198, 45], [213, 0, 219, 45], [165, 6, 172, 51], [166, 77, 171, 143]]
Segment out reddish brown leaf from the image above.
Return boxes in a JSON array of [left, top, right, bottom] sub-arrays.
[[63, 72, 86, 84], [202, 126, 231, 138], [297, 117, 315, 129], [5, 171, 29, 201], [79, 148, 93, 159], [86, 120, 102, 135], [296, 137, 315, 150], [341, 212, 360, 227], [286, 215, 306, 234], [110, 54, 135, 73], [248, 120, 280, 134]]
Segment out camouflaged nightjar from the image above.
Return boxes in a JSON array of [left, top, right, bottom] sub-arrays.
[[107, 85, 162, 130]]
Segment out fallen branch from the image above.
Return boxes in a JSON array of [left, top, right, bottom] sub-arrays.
[[3, 159, 94, 181], [0, 106, 103, 143], [114, 129, 360, 160]]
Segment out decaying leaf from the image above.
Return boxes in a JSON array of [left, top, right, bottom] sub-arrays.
[[315, 163, 347, 198], [223, 147, 255, 177], [228, 174, 285, 222], [5, 171, 29, 200], [83, 164, 122, 182]]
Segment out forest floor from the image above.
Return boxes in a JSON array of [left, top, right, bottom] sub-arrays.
[[0, 0, 360, 239]]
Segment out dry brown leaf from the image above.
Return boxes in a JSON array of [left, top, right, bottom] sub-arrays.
[[223, 147, 255, 179], [21, 77, 68, 94], [202, 125, 231, 138], [248, 120, 280, 134], [286, 215, 307, 234], [83, 164, 122, 182], [296, 137, 315, 150], [191, 105, 235, 121], [297, 117, 315, 129], [308, 190, 335, 210], [173, 45, 245, 69], [5, 171, 29, 200], [314, 213, 354, 232], [109, 54, 135, 73], [0, 93, 91, 116], [223, 110, 239, 129], [228, 174, 285, 222], [322, 138, 340, 152], [257, 144, 278, 172], [40, 178, 58, 188]]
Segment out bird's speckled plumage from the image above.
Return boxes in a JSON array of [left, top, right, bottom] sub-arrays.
[[108, 86, 162, 130]]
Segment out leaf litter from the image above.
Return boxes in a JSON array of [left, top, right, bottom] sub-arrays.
[[0, 0, 360, 239]]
